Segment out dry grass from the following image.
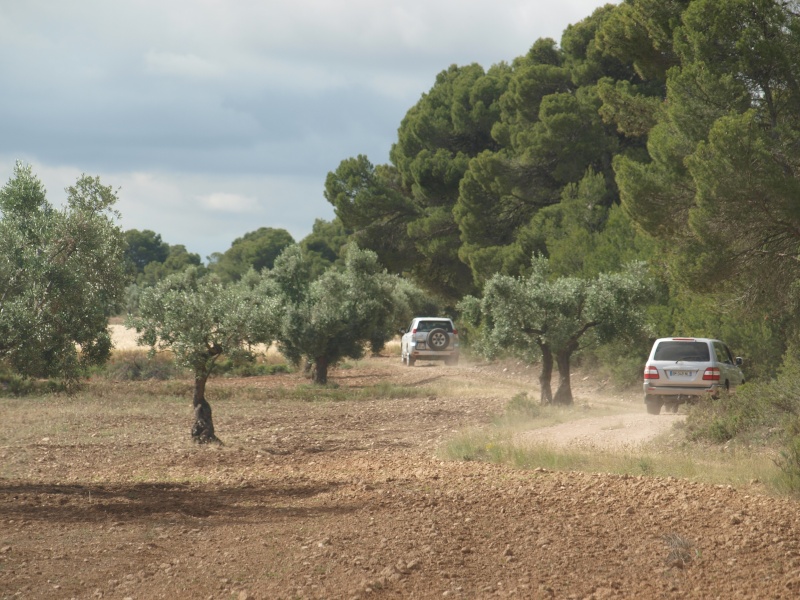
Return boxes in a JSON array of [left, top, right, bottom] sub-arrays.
[[441, 406, 785, 492], [662, 533, 696, 568]]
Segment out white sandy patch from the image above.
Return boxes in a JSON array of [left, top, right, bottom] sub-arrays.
[[110, 324, 142, 351]]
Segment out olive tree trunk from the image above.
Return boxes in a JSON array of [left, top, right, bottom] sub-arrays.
[[553, 348, 574, 406], [539, 345, 554, 404], [191, 373, 220, 443], [312, 356, 329, 385]]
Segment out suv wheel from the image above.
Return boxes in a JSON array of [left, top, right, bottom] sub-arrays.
[[427, 328, 449, 351], [645, 395, 663, 415]]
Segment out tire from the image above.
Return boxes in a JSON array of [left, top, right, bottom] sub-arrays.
[[427, 328, 450, 351], [645, 395, 663, 415], [408, 355, 416, 367]]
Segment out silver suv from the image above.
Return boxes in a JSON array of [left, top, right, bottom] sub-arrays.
[[643, 337, 744, 414], [401, 317, 459, 367]]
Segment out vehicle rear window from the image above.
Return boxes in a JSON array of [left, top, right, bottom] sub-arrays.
[[418, 321, 453, 332], [653, 341, 710, 362]]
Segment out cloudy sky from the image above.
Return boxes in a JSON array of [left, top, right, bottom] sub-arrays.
[[0, 0, 615, 261]]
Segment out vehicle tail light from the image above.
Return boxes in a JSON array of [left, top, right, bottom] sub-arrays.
[[703, 367, 720, 381], [452, 329, 458, 335], [644, 366, 659, 380], [411, 328, 417, 334]]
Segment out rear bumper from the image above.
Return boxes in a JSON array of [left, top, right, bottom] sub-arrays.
[[410, 350, 459, 360], [643, 382, 720, 399]]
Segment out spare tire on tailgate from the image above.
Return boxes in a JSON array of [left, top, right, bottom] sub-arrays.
[[427, 328, 450, 351]]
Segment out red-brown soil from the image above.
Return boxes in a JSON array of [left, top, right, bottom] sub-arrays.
[[2, 355, 800, 599]]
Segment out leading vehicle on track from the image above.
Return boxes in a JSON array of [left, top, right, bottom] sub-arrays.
[[643, 337, 744, 415], [401, 317, 459, 367]]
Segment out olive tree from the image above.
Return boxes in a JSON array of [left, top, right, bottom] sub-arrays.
[[270, 244, 416, 384], [461, 257, 654, 404], [128, 268, 280, 442], [0, 162, 126, 385]]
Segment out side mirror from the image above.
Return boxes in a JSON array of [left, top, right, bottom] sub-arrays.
[[735, 357, 743, 366]]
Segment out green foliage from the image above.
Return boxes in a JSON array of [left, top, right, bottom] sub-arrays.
[[124, 229, 169, 274], [0, 162, 127, 385], [684, 393, 756, 444], [137, 244, 205, 288], [324, 155, 420, 277], [214, 353, 291, 377], [121, 228, 208, 302], [595, 0, 684, 82], [269, 244, 424, 383], [685, 353, 800, 485], [505, 391, 541, 419], [588, 338, 651, 389], [298, 218, 350, 279], [128, 267, 281, 382], [614, 0, 800, 347], [0, 361, 64, 396], [461, 257, 655, 403], [209, 227, 295, 283], [320, 1, 669, 306], [327, 63, 513, 302], [561, 4, 637, 86]]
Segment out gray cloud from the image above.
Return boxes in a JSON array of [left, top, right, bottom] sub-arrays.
[[0, 0, 615, 259]]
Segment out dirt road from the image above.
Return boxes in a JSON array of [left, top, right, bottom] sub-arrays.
[[2, 354, 800, 599], [518, 411, 686, 452]]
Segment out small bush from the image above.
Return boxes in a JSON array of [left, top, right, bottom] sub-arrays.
[[774, 419, 800, 494], [215, 352, 292, 378], [505, 391, 541, 419], [102, 351, 183, 381], [0, 372, 40, 396], [684, 390, 767, 443], [0, 362, 66, 396], [685, 352, 800, 494], [0, 370, 35, 396]]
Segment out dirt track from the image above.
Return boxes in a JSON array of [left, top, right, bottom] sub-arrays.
[[2, 353, 800, 599]]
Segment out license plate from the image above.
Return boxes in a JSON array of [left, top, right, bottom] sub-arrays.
[[669, 370, 692, 377]]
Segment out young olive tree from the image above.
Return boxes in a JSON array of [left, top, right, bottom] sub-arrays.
[[0, 162, 126, 385], [270, 243, 413, 384], [461, 257, 654, 404], [128, 268, 280, 443]]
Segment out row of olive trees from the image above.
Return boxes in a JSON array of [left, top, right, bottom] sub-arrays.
[[127, 243, 427, 443], [0, 162, 658, 444]]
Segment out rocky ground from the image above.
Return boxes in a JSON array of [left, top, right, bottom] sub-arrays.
[[2, 352, 800, 599]]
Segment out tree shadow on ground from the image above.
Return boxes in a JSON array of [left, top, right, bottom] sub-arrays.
[[0, 479, 356, 525]]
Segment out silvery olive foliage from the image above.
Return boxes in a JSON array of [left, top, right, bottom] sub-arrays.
[[461, 256, 655, 403], [129, 267, 281, 378], [128, 266, 282, 442], [0, 162, 127, 385], [270, 243, 419, 384]]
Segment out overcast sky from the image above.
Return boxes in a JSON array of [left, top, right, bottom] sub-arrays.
[[0, 0, 615, 261]]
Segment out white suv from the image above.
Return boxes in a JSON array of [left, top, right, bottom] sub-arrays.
[[643, 337, 745, 414], [401, 317, 459, 367]]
